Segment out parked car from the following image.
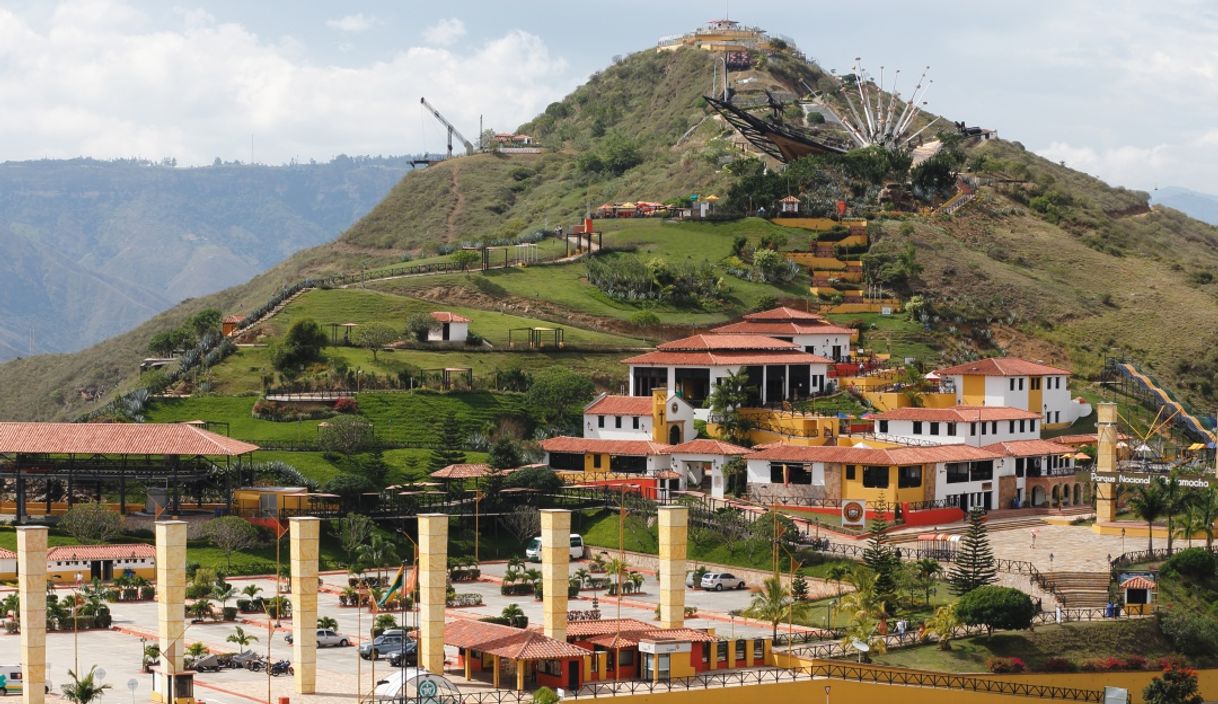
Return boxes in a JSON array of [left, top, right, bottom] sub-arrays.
[[0, 665, 50, 695], [387, 641, 419, 668], [360, 632, 409, 660], [285, 629, 350, 647], [526, 534, 586, 562], [700, 572, 746, 591]]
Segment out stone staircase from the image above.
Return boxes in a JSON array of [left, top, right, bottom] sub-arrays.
[[1041, 571, 1112, 608], [889, 516, 1046, 543]]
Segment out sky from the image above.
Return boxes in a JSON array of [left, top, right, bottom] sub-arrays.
[[1, 0, 1216, 194]]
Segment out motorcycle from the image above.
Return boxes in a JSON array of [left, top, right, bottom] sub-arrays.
[[245, 658, 267, 673], [269, 660, 294, 677]]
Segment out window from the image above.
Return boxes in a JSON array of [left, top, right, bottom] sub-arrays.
[[754, 639, 765, 659], [980, 422, 987, 436], [1019, 420, 1026, 433], [929, 422, 940, 436], [549, 452, 584, 471], [598, 415, 605, 428], [970, 422, 977, 436], [913, 421, 923, 434], [947, 423, 957, 436], [1009, 421, 1015, 434], [619, 650, 635, 665], [735, 640, 746, 660], [846, 465, 857, 480], [1030, 420, 1036, 432], [945, 463, 971, 484], [991, 422, 998, 434], [862, 466, 889, 488], [632, 416, 640, 430], [1015, 458, 1025, 477], [1009, 378, 1016, 391], [1018, 378, 1025, 391], [610, 455, 647, 473], [898, 466, 922, 488], [971, 461, 994, 481], [878, 420, 889, 433], [1031, 377, 1041, 390], [615, 416, 622, 429], [769, 463, 813, 485], [539, 660, 562, 676], [592, 454, 602, 469], [717, 641, 729, 661]]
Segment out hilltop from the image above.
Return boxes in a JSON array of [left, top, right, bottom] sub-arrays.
[[0, 156, 412, 361], [5, 38, 1218, 421]]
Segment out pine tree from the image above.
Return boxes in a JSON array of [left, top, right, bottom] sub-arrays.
[[428, 412, 467, 472], [948, 509, 998, 595], [862, 517, 898, 606], [791, 573, 809, 602]]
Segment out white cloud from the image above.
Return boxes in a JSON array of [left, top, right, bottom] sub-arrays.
[[0, 2, 571, 165], [326, 13, 377, 33], [423, 18, 466, 46]]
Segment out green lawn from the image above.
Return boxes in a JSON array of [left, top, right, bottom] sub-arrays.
[[874, 619, 1178, 672], [363, 237, 570, 276], [828, 312, 940, 361], [268, 287, 646, 348], [146, 396, 325, 442]]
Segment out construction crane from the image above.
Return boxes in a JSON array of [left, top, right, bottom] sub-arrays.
[[420, 97, 475, 158]]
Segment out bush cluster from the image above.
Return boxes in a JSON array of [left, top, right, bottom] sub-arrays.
[[586, 256, 728, 305], [986, 656, 1025, 674]]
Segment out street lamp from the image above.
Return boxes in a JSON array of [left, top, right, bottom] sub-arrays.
[[139, 637, 148, 673], [74, 571, 83, 673], [824, 684, 831, 704]]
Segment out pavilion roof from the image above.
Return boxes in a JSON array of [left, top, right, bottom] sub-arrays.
[[0, 423, 259, 457]]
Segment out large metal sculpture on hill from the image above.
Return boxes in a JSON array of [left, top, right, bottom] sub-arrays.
[[825, 60, 941, 150], [704, 94, 847, 163]]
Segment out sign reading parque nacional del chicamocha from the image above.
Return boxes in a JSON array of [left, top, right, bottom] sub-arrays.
[[1090, 472, 1212, 489]]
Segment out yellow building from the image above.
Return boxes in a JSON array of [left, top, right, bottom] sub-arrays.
[[936, 357, 1090, 429]]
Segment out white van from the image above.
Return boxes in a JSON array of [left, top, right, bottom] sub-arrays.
[[0, 665, 51, 695], [525, 534, 585, 562]]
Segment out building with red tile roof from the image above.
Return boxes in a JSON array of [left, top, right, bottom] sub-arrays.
[[426, 311, 470, 342], [711, 306, 854, 361], [581, 392, 698, 447], [445, 617, 590, 691], [870, 406, 1045, 449], [933, 357, 1090, 429]]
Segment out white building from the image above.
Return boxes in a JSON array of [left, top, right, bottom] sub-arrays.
[[935, 357, 1091, 428], [582, 393, 696, 445], [711, 306, 853, 361], [539, 436, 672, 474], [870, 406, 1043, 447], [623, 334, 833, 414], [427, 312, 470, 343], [667, 439, 751, 498]]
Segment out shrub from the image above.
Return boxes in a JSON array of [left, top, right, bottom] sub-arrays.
[[955, 585, 1036, 637], [333, 397, 359, 414], [1159, 610, 1218, 656], [628, 310, 661, 327], [1042, 657, 1077, 673], [1162, 547, 1216, 580], [986, 657, 1025, 674]]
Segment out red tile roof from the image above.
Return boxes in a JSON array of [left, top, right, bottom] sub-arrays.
[[657, 334, 797, 351], [430, 311, 471, 323], [746, 443, 1001, 465], [666, 439, 751, 455], [0, 423, 259, 456], [430, 463, 508, 479], [445, 618, 589, 660], [982, 439, 1076, 458], [743, 306, 826, 322], [873, 406, 1041, 422], [48, 544, 155, 561], [623, 350, 833, 366], [1120, 576, 1156, 590], [711, 321, 855, 336], [542, 437, 671, 456], [586, 395, 653, 416], [936, 357, 1072, 377], [563, 619, 654, 637]]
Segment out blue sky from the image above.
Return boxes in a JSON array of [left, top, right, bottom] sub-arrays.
[[1, 0, 1216, 193]]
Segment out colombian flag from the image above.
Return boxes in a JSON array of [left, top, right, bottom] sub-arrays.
[[378, 565, 406, 609]]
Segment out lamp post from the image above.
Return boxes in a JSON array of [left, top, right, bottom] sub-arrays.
[[74, 571, 83, 673], [139, 637, 147, 673], [824, 684, 831, 704]]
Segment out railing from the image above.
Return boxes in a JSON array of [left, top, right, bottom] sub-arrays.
[[1111, 544, 1217, 567], [568, 662, 1106, 702]]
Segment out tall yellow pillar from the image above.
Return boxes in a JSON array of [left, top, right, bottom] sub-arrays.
[[155, 521, 188, 687], [17, 527, 47, 704], [658, 505, 688, 629], [540, 509, 571, 641], [1095, 402, 1118, 523], [493, 656, 501, 689], [290, 517, 320, 694], [516, 660, 525, 692], [419, 514, 448, 674]]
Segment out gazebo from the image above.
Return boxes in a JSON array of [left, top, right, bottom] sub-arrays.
[[430, 463, 517, 481], [1120, 574, 1156, 615], [508, 327, 564, 349]]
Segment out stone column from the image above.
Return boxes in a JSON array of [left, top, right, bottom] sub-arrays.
[[540, 509, 571, 641], [658, 505, 688, 629], [418, 514, 448, 675], [155, 521, 187, 679], [17, 527, 47, 704], [1095, 402, 1118, 523], [290, 517, 320, 694]]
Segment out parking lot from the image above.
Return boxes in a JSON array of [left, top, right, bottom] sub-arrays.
[[0, 557, 799, 703]]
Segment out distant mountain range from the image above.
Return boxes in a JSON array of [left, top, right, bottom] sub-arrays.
[[1153, 186, 1218, 226], [0, 156, 412, 360]]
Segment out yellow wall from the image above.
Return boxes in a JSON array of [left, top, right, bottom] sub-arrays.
[[825, 301, 902, 314], [584, 453, 612, 472], [770, 217, 838, 230], [1028, 381, 1043, 418], [786, 254, 848, 270], [605, 676, 1033, 704], [840, 463, 927, 504], [859, 391, 957, 412], [961, 374, 985, 405]]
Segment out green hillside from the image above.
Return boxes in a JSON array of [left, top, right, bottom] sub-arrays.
[[5, 38, 1218, 424]]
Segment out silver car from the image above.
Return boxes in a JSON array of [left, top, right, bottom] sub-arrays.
[[285, 628, 350, 647], [700, 572, 746, 591]]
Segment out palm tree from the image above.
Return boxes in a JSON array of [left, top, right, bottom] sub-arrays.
[[627, 571, 645, 594], [355, 534, 402, 585], [574, 568, 591, 588], [914, 558, 943, 606], [212, 584, 237, 611], [827, 565, 849, 597], [185, 642, 207, 667], [226, 625, 258, 650], [1189, 485, 1218, 550], [523, 568, 543, 595], [603, 557, 628, 598], [926, 604, 961, 651], [61, 666, 111, 704], [318, 616, 339, 631], [241, 583, 263, 600], [1, 593, 18, 623], [839, 614, 888, 662], [744, 576, 812, 640], [501, 603, 525, 627], [1163, 472, 1187, 555], [839, 568, 887, 623], [1129, 479, 1169, 553], [188, 598, 214, 621]]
